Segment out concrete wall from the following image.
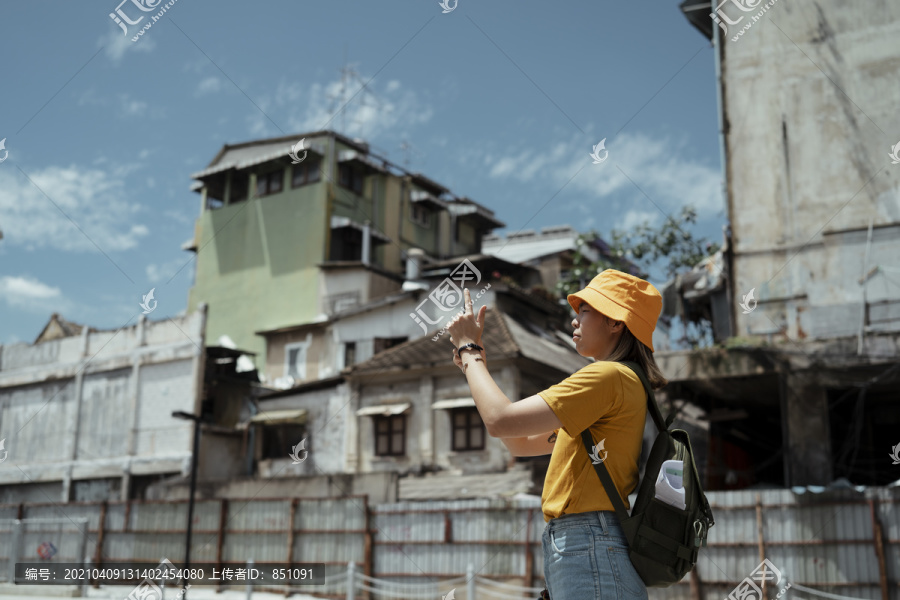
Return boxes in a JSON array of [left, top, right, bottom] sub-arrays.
[[0, 309, 206, 502], [721, 0, 900, 344], [350, 362, 520, 475], [257, 381, 351, 475]]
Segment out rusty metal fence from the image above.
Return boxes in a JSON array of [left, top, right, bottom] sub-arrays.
[[0, 487, 897, 600]]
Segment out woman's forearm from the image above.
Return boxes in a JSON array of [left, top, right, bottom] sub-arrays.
[[462, 355, 511, 435]]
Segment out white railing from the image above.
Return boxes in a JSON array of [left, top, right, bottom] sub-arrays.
[[283, 561, 545, 600]]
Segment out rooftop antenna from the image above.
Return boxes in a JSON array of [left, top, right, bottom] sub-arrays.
[[399, 139, 422, 169], [325, 47, 385, 139]]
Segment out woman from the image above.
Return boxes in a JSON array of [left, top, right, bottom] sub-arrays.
[[446, 269, 667, 600]]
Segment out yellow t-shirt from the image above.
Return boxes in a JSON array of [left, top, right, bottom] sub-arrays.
[[538, 361, 647, 523]]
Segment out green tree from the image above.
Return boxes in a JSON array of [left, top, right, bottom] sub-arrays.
[[556, 205, 722, 348]]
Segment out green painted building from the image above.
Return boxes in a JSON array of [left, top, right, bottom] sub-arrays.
[[185, 130, 504, 369]]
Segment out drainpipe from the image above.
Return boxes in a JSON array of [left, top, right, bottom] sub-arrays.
[[362, 221, 371, 266]]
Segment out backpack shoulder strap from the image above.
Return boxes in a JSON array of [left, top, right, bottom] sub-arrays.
[[618, 360, 670, 433], [581, 430, 631, 522]]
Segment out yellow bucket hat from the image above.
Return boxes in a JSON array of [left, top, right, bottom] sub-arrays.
[[567, 269, 662, 352]]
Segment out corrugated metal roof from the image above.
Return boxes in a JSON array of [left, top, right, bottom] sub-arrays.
[[191, 139, 327, 180]]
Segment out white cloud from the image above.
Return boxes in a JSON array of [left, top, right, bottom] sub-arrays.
[[620, 208, 661, 230], [118, 94, 149, 116], [0, 165, 150, 252], [146, 258, 192, 284], [0, 275, 71, 316], [99, 24, 155, 63], [195, 76, 223, 96], [163, 209, 192, 224], [484, 130, 724, 219], [246, 73, 433, 139]]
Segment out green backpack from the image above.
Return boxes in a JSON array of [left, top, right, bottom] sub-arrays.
[[580, 360, 715, 587]]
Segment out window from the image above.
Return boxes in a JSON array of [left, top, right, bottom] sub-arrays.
[[374, 415, 406, 456], [411, 203, 431, 227], [284, 341, 308, 381], [451, 407, 485, 451], [256, 169, 284, 197], [230, 173, 248, 204], [344, 341, 356, 368], [261, 425, 306, 460], [291, 159, 321, 188], [374, 337, 407, 354], [338, 164, 364, 194], [329, 228, 362, 261]]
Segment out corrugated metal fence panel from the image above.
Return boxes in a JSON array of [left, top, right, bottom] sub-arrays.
[[23, 503, 100, 562], [223, 499, 289, 563], [370, 498, 539, 578], [2, 488, 897, 596], [293, 498, 366, 566]]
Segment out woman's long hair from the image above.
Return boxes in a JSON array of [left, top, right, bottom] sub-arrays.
[[602, 316, 668, 390]]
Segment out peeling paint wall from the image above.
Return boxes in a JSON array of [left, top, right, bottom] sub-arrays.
[[722, 1, 900, 344]]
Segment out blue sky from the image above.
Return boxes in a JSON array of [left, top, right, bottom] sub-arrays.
[[0, 0, 724, 345]]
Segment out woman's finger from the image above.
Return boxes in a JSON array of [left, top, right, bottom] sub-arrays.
[[464, 288, 473, 315]]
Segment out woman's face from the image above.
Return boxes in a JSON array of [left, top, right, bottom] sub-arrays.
[[571, 301, 623, 361]]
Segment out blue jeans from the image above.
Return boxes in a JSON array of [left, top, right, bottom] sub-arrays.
[[542, 510, 648, 600]]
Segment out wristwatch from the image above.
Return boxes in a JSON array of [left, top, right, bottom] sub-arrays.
[[457, 342, 484, 354]]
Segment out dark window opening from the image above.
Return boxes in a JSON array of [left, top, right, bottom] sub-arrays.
[[338, 164, 364, 194], [230, 173, 249, 204], [292, 159, 322, 188], [256, 169, 284, 197], [329, 228, 362, 261], [261, 425, 307, 460], [374, 415, 405, 456], [411, 203, 431, 227], [344, 341, 357, 367], [451, 407, 485, 451], [829, 386, 899, 486], [374, 336, 407, 354]]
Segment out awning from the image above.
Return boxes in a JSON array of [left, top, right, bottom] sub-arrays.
[[248, 408, 307, 425], [410, 190, 448, 210], [330, 216, 392, 243], [337, 149, 386, 173], [431, 398, 476, 410], [356, 402, 411, 417]]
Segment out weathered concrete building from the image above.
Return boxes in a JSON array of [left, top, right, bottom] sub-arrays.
[[184, 131, 504, 370], [0, 307, 216, 503], [671, 0, 900, 488]]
